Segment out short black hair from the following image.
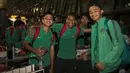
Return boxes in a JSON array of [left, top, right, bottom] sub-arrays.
[[66, 12, 76, 19], [89, 3, 103, 9], [81, 12, 89, 19], [55, 15, 61, 18], [42, 12, 54, 19], [14, 20, 24, 27]]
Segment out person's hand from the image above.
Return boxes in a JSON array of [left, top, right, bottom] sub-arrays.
[[95, 61, 104, 71], [82, 52, 89, 61], [34, 48, 45, 57]]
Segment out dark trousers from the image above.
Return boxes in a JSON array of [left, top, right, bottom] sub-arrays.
[[7, 50, 13, 67], [76, 60, 99, 73], [54, 57, 76, 73], [7, 49, 13, 59]]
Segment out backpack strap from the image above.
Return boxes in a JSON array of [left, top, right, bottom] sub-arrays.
[[51, 28, 57, 41], [60, 24, 81, 38], [10, 26, 14, 36], [75, 24, 81, 38], [104, 19, 118, 42], [50, 33, 57, 43], [104, 19, 112, 41], [52, 33, 57, 40], [34, 27, 40, 40], [25, 25, 28, 30], [60, 24, 67, 37], [30, 27, 40, 46], [33, 27, 56, 40]]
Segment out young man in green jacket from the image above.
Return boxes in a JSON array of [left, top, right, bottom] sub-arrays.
[[89, 4, 124, 73]]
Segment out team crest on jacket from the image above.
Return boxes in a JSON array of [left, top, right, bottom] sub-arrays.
[[101, 28, 105, 33]]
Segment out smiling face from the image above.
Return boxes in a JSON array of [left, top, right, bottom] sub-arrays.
[[42, 14, 53, 27], [66, 15, 75, 28], [81, 15, 88, 25], [89, 5, 103, 22]]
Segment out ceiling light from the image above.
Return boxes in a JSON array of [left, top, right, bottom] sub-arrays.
[[0, 4, 2, 7], [128, 3, 130, 6]]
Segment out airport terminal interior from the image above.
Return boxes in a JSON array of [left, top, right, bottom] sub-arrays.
[[0, 0, 130, 73]]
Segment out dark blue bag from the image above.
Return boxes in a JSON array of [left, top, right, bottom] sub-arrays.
[[121, 40, 130, 64], [104, 19, 130, 64]]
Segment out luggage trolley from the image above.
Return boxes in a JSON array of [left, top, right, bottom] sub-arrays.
[[0, 46, 7, 64], [0, 45, 8, 72], [1, 64, 44, 73], [0, 45, 7, 61]]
